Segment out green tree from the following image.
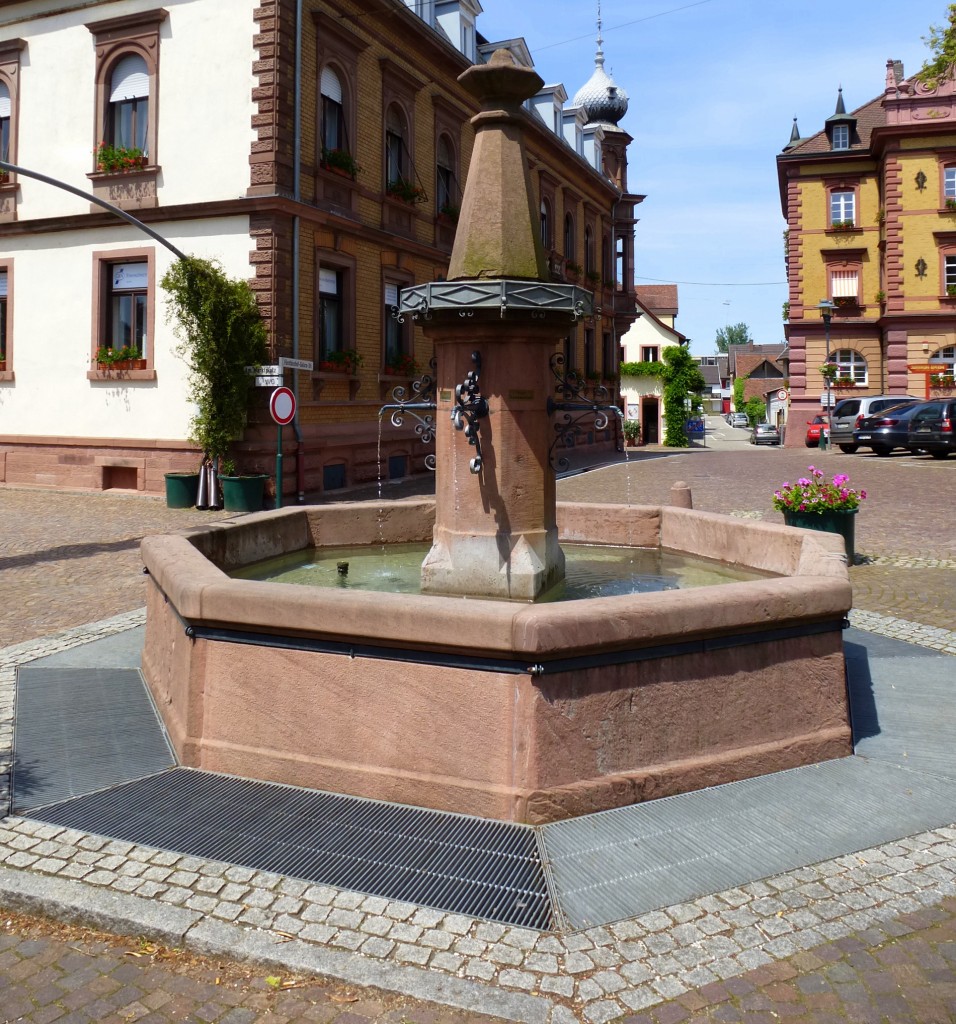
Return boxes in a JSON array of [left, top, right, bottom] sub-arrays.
[[918, 4, 956, 88], [744, 396, 767, 426], [714, 322, 753, 353], [661, 345, 706, 447], [161, 257, 268, 464]]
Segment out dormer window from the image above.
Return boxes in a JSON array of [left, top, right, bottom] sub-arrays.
[[832, 124, 849, 150]]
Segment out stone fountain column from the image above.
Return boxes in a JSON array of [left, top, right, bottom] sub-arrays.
[[406, 50, 592, 601]]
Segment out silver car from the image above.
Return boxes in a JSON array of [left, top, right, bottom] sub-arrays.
[[750, 422, 780, 445], [829, 394, 919, 453]]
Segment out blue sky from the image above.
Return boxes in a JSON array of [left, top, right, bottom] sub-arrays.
[[479, 0, 946, 354]]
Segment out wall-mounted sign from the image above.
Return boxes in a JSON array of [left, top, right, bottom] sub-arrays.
[[908, 363, 946, 373], [112, 263, 148, 291]]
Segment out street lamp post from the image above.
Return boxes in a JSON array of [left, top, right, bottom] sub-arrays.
[[816, 298, 837, 403]]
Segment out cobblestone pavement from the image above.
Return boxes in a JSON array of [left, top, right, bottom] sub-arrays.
[[1, 445, 955, 1023]]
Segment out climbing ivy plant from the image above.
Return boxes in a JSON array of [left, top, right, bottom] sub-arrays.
[[661, 345, 706, 447], [620, 360, 665, 378], [161, 257, 268, 464]]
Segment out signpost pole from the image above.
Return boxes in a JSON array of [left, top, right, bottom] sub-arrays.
[[268, 386, 297, 510], [276, 424, 283, 510]]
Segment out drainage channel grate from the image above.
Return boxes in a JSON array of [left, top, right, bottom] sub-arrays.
[[13, 667, 175, 812], [31, 768, 553, 930]]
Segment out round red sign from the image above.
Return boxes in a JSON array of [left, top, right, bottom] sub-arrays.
[[269, 386, 296, 425]]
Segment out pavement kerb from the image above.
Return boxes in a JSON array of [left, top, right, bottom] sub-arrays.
[[0, 864, 556, 1024]]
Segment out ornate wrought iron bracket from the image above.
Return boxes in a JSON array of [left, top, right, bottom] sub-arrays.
[[452, 351, 489, 474], [378, 356, 438, 471], [547, 352, 623, 472]]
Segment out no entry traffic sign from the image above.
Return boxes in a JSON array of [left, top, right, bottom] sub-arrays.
[[269, 386, 296, 426]]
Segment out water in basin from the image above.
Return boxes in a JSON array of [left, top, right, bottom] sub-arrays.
[[231, 543, 773, 602]]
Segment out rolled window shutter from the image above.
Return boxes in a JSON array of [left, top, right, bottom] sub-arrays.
[[320, 67, 342, 103], [0, 83, 10, 118], [110, 55, 149, 101]]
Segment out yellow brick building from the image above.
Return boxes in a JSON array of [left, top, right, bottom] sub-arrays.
[[777, 59, 956, 447], [246, 0, 640, 495]]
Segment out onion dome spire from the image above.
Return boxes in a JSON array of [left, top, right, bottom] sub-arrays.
[[572, 1, 629, 127]]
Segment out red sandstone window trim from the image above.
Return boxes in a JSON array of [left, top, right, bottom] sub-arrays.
[[88, 247, 156, 381], [87, 9, 166, 176], [0, 257, 13, 379]]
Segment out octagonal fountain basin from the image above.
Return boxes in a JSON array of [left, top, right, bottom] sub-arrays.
[[141, 500, 853, 825]]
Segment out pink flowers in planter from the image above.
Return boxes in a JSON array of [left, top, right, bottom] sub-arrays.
[[772, 466, 867, 514]]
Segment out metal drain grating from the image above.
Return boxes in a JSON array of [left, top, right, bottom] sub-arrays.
[[32, 768, 553, 930], [13, 667, 175, 812]]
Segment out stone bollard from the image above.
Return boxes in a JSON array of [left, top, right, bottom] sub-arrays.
[[669, 480, 693, 509]]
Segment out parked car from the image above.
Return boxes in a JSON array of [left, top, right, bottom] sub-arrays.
[[731, 412, 749, 428], [805, 414, 828, 448], [906, 398, 956, 458], [829, 394, 919, 453], [750, 422, 780, 445], [853, 401, 926, 456]]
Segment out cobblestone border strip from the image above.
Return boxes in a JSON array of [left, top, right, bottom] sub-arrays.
[[1, 612, 956, 1024], [848, 607, 956, 655]]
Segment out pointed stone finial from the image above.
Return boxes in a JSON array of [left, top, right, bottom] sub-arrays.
[[448, 50, 547, 281]]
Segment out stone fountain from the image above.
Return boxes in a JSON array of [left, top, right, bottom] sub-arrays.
[[141, 52, 853, 824]]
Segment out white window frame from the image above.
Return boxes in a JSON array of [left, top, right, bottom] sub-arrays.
[[945, 167, 956, 200], [831, 348, 868, 385], [946, 255, 956, 290], [831, 124, 849, 150], [830, 190, 855, 226]]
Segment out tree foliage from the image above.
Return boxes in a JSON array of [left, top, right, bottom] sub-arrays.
[[918, 4, 956, 88], [161, 257, 268, 463], [661, 345, 706, 447], [715, 322, 752, 353]]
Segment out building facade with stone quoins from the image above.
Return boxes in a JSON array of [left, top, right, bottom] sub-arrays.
[[777, 58, 956, 448], [0, 0, 639, 497]]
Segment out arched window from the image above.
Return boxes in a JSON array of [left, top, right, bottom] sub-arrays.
[[0, 81, 10, 162], [385, 103, 409, 188], [320, 66, 347, 156], [436, 133, 457, 213], [564, 213, 575, 260], [540, 198, 552, 249], [108, 54, 149, 154], [930, 344, 956, 374], [829, 348, 868, 385]]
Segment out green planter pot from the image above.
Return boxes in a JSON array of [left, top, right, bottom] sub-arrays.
[[164, 472, 200, 509], [221, 474, 268, 513], [782, 508, 857, 563]]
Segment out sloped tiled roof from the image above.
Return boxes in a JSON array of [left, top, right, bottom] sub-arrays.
[[699, 364, 722, 387], [635, 284, 677, 316], [727, 342, 786, 377], [784, 94, 886, 157]]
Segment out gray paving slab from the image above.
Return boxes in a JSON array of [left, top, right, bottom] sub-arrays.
[[23, 624, 146, 669]]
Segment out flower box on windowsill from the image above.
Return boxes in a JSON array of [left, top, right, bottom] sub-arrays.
[[97, 358, 148, 372]]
